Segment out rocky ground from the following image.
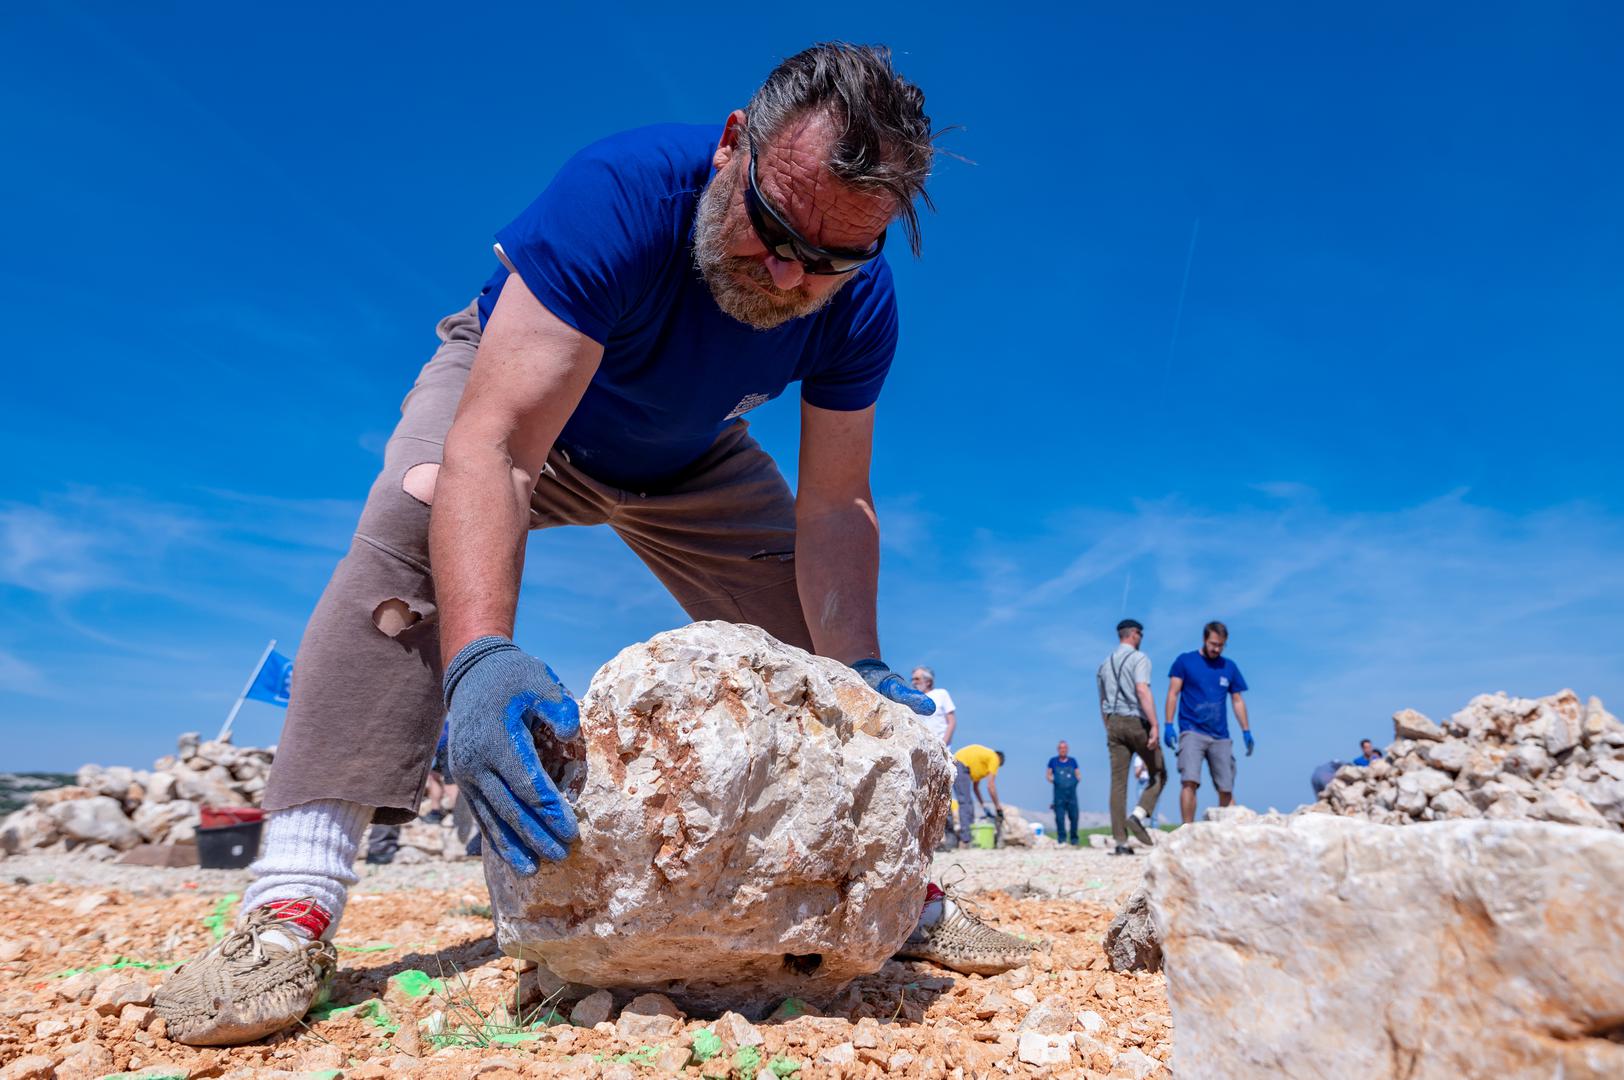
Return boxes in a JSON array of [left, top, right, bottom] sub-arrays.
[[0, 847, 1169, 1079]]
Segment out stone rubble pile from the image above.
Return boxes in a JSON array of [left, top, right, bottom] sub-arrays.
[[0, 734, 472, 863], [1312, 689, 1624, 830]]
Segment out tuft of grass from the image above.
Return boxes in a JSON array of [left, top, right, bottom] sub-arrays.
[[448, 902, 493, 919], [420, 954, 569, 1050]]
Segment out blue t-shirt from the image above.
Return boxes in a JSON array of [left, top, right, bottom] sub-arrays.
[[475, 124, 899, 491], [1047, 756, 1080, 790], [1169, 650, 1249, 739]]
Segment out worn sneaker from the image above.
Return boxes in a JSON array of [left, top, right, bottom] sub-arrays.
[[1126, 811, 1156, 847], [154, 898, 337, 1046], [895, 884, 1034, 976]]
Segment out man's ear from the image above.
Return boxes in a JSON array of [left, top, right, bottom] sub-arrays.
[[713, 109, 748, 172]]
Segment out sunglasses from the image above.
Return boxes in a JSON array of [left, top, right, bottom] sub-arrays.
[[743, 138, 885, 275]]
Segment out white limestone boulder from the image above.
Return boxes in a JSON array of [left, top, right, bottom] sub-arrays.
[[485, 621, 954, 1014], [1146, 814, 1624, 1079]]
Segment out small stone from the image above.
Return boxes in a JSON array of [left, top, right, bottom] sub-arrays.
[[851, 1018, 881, 1048], [1017, 1031, 1074, 1066], [653, 1044, 692, 1072], [888, 1051, 917, 1071], [0, 939, 29, 963], [1011, 987, 1038, 1006], [91, 974, 153, 1015], [569, 988, 613, 1028], [715, 1009, 763, 1048], [1113, 1047, 1163, 1078], [54, 970, 104, 1004], [1077, 1009, 1106, 1033], [616, 992, 684, 1040], [1393, 708, 1445, 741], [1095, 975, 1119, 1000], [119, 1004, 156, 1030], [466, 1057, 523, 1078], [33, 1018, 71, 1038], [818, 1043, 856, 1065], [600, 1065, 638, 1080], [0, 1055, 55, 1080], [1017, 997, 1073, 1035]]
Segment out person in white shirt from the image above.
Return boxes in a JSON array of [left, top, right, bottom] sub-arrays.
[[911, 667, 956, 745]]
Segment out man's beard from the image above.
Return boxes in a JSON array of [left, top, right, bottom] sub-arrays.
[[692, 165, 841, 330]]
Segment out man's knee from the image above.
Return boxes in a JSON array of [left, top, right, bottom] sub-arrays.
[[401, 462, 440, 506]]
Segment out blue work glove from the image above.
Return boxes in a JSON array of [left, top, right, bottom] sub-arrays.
[[851, 659, 936, 716], [443, 636, 581, 875], [1162, 722, 1179, 751], [1243, 729, 1255, 756]]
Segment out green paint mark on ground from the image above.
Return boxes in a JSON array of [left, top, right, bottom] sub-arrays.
[[386, 969, 445, 998], [691, 1027, 723, 1063], [334, 942, 396, 953], [768, 1056, 802, 1078], [202, 893, 241, 940], [488, 1030, 546, 1046], [102, 1073, 189, 1080], [307, 998, 398, 1035], [612, 1046, 659, 1066], [52, 956, 180, 978], [733, 1045, 762, 1075], [302, 1072, 342, 1080], [774, 997, 810, 1019], [1085, 880, 1107, 889]]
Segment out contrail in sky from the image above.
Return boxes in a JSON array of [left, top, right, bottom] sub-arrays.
[[1164, 217, 1202, 382]]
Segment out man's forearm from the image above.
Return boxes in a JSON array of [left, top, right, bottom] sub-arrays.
[[794, 499, 880, 663], [1234, 696, 1250, 731], [430, 440, 534, 666], [1165, 692, 1178, 727]]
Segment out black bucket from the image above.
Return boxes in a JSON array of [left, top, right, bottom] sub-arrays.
[[196, 820, 264, 869]]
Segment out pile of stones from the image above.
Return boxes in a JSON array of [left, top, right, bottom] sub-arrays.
[[0, 733, 473, 862], [1311, 689, 1624, 829]]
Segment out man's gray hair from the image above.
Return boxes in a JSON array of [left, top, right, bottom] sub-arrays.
[[744, 42, 939, 255]]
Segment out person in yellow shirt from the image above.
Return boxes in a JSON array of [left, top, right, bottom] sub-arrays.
[[950, 743, 1005, 847]]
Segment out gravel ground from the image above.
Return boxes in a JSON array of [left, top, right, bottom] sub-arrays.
[[2, 844, 1150, 905], [0, 846, 1164, 1077]]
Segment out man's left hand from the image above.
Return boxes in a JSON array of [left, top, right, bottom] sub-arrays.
[[851, 659, 935, 716], [1243, 730, 1255, 756]]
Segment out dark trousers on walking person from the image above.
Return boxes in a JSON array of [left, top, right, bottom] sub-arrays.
[[1106, 714, 1166, 845], [952, 761, 974, 846], [1053, 785, 1079, 845]]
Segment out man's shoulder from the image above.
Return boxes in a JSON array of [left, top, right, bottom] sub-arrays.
[[553, 123, 719, 213]]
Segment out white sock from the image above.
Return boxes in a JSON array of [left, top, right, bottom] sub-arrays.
[[241, 799, 372, 939], [1132, 806, 1149, 821]]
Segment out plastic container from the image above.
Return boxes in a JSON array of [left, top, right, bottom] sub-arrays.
[[199, 805, 265, 829], [970, 821, 997, 849], [196, 820, 264, 869]]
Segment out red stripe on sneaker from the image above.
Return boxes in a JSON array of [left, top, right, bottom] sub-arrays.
[[261, 898, 332, 939], [923, 882, 945, 905]]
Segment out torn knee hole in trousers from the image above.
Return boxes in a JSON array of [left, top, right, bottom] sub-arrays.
[[373, 598, 423, 638], [401, 462, 440, 506]]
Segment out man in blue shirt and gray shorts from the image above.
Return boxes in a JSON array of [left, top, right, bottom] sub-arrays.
[[155, 43, 1011, 1045], [1164, 621, 1256, 824]]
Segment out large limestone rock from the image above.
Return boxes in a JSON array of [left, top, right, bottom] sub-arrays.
[[1147, 814, 1624, 1079], [485, 621, 954, 1014]]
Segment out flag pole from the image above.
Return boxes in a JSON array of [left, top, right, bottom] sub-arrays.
[[219, 639, 276, 744]]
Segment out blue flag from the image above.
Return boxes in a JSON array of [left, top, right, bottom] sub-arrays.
[[244, 649, 294, 708]]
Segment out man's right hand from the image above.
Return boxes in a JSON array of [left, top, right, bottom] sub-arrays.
[[1162, 722, 1179, 751], [444, 636, 582, 875]]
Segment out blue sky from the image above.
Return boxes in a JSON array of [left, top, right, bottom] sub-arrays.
[[2, 2, 1620, 820]]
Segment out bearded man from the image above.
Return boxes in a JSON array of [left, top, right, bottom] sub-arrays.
[[154, 43, 1023, 1046]]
